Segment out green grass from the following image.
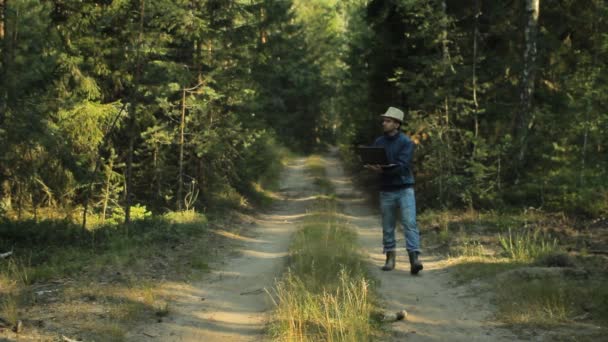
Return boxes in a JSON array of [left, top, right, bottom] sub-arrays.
[[0, 209, 211, 339], [285, 199, 368, 292], [0, 210, 209, 283], [268, 156, 380, 341], [306, 155, 335, 195], [496, 275, 608, 327], [498, 227, 560, 261], [269, 198, 379, 341]]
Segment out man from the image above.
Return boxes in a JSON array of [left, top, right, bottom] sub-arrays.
[[364, 106, 423, 275]]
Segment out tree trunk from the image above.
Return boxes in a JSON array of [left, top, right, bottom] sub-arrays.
[[177, 88, 186, 211], [125, 0, 145, 225], [580, 2, 599, 187], [441, 0, 454, 73], [0, 0, 4, 40], [515, 0, 540, 168], [0, 0, 10, 207], [101, 157, 114, 224], [260, 6, 267, 44], [125, 124, 134, 224], [1, 179, 11, 212], [0, 0, 10, 126], [441, 0, 452, 152], [472, 0, 480, 156], [154, 145, 161, 201]]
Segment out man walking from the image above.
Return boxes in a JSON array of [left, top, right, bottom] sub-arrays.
[[365, 107, 423, 275]]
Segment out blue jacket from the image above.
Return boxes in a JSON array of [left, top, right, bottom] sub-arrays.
[[373, 132, 415, 191]]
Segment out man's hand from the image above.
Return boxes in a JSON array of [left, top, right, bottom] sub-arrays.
[[364, 164, 383, 173]]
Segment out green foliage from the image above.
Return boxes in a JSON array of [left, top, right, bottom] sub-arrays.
[[108, 204, 152, 225], [335, 0, 608, 217], [1, 0, 308, 225], [163, 210, 208, 225], [236, 129, 287, 192]]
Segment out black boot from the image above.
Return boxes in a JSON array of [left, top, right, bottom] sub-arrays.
[[408, 251, 423, 275], [381, 251, 396, 271]]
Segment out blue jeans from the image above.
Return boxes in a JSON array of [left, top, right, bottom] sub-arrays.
[[380, 187, 421, 254]]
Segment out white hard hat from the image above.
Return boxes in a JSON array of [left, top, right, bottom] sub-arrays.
[[380, 107, 404, 123]]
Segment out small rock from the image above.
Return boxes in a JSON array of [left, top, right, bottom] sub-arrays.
[[12, 320, 23, 333], [382, 310, 408, 321]]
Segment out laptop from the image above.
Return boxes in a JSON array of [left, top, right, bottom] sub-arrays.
[[356, 146, 395, 166]]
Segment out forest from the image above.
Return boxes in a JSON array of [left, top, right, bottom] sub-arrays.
[[0, 0, 607, 340], [1, 0, 606, 224]]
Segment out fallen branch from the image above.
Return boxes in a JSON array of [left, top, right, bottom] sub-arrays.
[[240, 288, 264, 295], [62, 335, 82, 342], [0, 250, 12, 259]]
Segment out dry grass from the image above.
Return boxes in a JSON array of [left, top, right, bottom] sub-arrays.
[[0, 296, 19, 326], [270, 270, 374, 342], [430, 208, 608, 334]]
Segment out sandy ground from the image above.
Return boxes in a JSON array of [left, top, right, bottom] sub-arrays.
[[127, 153, 521, 341]]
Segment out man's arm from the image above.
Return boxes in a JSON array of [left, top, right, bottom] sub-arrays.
[[382, 139, 414, 175]]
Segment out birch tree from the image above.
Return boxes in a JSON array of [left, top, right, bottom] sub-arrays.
[[515, 0, 540, 169]]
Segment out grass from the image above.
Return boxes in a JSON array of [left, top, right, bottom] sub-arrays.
[[498, 228, 559, 261], [0, 296, 19, 327], [80, 322, 126, 342], [270, 269, 375, 342], [448, 258, 524, 284], [0, 258, 29, 327], [496, 275, 608, 327], [0, 210, 210, 282], [0, 147, 287, 339], [497, 278, 570, 325], [0, 209, 214, 340], [426, 208, 608, 334], [268, 155, 380, 341], [306, 155, 335, 195]]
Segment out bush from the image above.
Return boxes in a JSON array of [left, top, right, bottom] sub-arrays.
[[108, 204, 152, 225], [237, 129, 286, 191]]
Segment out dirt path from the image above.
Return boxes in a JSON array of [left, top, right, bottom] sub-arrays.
[[127, 153, 521, 341], [323, 151, 521, 341], [126, 158, 315, 341]]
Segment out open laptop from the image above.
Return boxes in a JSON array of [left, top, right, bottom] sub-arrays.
[[356, 146, 395, 167]]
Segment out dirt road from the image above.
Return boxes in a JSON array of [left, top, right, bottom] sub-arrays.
[[323, 151, 520, 341], [128, 153, 519, 341], [127, 158, 314, 341]]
